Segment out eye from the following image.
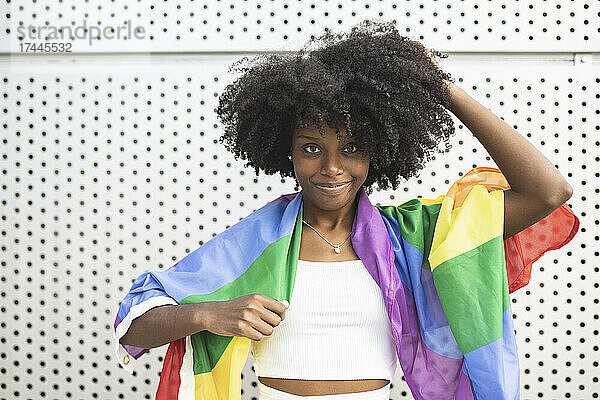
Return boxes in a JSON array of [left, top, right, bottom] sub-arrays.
[[303, 145, 320, 154], [344, 144, 359, 153]]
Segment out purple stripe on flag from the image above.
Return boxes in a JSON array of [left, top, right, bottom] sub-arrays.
[[351, 187, 389, 288], [114, 314, 122, 330], [456, 370, 476, 400], [124, 344, 149, 360]]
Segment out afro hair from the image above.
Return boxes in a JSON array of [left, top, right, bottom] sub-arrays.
[[216, 19, 456, 195]]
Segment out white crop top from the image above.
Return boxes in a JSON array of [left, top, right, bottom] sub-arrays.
[[251, 259, 399, 381]]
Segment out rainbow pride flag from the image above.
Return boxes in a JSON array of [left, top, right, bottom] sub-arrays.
[[114, 167, 579, 399]]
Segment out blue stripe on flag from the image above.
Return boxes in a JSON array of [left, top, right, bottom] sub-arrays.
[[463, 306, 520, 399], [381, 213, 463, 359]]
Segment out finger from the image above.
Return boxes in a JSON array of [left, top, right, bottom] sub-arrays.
[[252, 317, 278, 337], [279, 301, 288, 320], [246, 325, 264, 341], [257, 306, 284, 327], [260, 296, 288, 319]]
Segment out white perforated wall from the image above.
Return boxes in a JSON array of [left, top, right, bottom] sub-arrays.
[[1, 2, 598, 400], [2, 1, 598, 52]]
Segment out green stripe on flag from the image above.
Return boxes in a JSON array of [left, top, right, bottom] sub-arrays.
[[180, 209, 303, 374], [431, 234, 510, 353], [376, 199, 443, 270]]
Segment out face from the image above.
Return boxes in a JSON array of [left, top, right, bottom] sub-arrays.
[[290, 123, 370, 211]]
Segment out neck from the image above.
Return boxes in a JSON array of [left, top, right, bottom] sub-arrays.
[[301, 192, 359, 232]]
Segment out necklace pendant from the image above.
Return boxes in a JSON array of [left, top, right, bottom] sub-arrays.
[[334, 246, 341, 254]]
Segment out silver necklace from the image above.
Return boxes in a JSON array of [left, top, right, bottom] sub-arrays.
[[302, 219, 352, 254]]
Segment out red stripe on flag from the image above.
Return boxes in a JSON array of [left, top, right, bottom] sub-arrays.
[[156, 337, 186, 399], [505, 201, 579, 294]]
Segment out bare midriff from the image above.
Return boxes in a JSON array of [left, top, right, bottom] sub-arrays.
[[257, 377, 390, 396]]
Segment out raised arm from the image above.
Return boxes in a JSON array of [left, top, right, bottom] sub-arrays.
[[445, 82, 573, 239], [417, 44, 573, 239]]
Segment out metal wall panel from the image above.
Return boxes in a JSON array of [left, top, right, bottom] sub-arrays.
[[1, 1, 599, 53], [1, 56, 595, 399]]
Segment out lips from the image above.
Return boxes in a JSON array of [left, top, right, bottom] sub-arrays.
[[314, 181, 352, 193], [315, 181, 352, 187]]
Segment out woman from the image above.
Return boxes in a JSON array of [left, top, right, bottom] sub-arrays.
[[114, 20, 578, 399]]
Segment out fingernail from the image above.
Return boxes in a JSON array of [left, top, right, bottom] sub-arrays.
[[280, 300, 289, 309]]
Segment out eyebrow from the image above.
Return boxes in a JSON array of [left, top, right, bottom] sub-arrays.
[[297, 135, 321, 140], [297, 135, 355, 141]]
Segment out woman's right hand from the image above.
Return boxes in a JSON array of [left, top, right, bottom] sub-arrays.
[[202, 294, 289, 341]]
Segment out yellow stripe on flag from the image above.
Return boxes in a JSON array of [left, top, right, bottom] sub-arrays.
[[428, 185, 504, 271], [418, 196, 445, 206], [194, 336, 252, 400]]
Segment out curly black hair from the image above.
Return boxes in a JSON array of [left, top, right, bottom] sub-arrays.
[[216, 19, 456, 195]]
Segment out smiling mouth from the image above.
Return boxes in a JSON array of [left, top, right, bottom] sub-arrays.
[[314, 181, 352, 193]]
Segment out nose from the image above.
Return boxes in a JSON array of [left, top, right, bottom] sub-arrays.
[[320, 151, 344, 177]]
